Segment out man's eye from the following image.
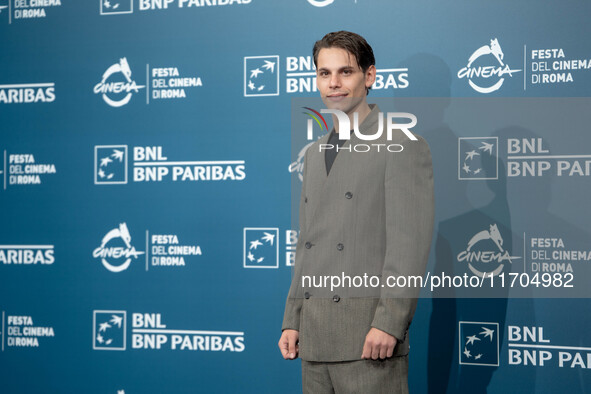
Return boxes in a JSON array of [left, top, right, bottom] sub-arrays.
[[343, 70, 352, 75]]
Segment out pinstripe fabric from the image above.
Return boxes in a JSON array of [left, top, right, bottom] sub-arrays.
[[302, 357, 409, 394], [282, 104, 434, 363]]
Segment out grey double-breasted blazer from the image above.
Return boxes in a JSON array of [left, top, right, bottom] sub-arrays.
[[282, 104, 434, 362]]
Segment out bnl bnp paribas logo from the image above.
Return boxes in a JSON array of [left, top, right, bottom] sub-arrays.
[[93, 311, 126, 350], [243, 228, 300, 268], [93, 223, 144, 273], [458, 137, 498, 180], [100, 0, 251, 14], [93, 311, 246, 352], [0, 80, 55, 104], [95, 145, 246, 184], [95, 145, 127, 184], [459, 321, 499, 366], [100, 0, 133, 15], [243, 228, 279, 268], [458, 38, 522, 94], [244, 55, 408, 97], [243, 56, 279, 97]]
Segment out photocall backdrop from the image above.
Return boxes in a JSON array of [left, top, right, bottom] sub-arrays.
[[1, 1, 590, 393]]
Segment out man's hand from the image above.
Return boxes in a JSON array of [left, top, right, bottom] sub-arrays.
[[278, 329, 299, 360], [361, 327, 397, 360]]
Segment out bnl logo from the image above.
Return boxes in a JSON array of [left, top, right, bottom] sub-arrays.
[[100, 0, 133, 15], [243, 228, 279, 268], [458, 137, 498, 180], [95, 145, 128, 184], [243, 56, 279, 97], [93, 310, 127, 350], [458, 321, 499, 366]]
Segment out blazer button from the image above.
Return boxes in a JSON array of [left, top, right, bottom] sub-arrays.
[[345, 191, 353, 199], [333, 295, 340, 302], [304, 292, 310, 299], [305, 242, 312, 249], [336, 243, 344, 251]]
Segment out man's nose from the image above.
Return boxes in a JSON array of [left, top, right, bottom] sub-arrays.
[[329, 74, 341, 88]]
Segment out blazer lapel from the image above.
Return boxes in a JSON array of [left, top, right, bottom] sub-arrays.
[[303, 104, 382, 232]]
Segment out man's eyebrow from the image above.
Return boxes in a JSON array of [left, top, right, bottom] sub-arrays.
[[316, 66, 356, 72]]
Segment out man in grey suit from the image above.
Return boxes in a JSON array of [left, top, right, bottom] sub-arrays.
[[279, 31, 434, 393]]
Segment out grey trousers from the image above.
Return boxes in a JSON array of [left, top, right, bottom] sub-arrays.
[[301, 356, 409, 394]]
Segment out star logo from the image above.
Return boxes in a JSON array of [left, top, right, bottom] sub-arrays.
[[100, 0, 133, 15], [250, 68, 263, 78], [93, 311, 126, 350], [459, 321, 499, 366], [243, 56, 280, 97], [95, 145, 128, 185], [458, 137, 498, 180], [243, 228, 279, 268]]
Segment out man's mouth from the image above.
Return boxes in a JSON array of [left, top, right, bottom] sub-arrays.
[[327, 93, 348, 101]]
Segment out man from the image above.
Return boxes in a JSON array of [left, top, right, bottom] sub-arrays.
[[279, 31, 434, 393]]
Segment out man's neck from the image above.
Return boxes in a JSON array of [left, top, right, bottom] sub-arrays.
[[333, 102, 371, 134]]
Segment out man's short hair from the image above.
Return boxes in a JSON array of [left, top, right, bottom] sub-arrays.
[[313, 31, 375, 95], [312, 31, 375, 73]]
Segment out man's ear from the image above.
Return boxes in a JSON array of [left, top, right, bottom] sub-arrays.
[[365, 65, 377, 88]]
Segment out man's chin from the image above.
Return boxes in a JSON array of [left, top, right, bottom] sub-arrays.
[[321, 97, 357, 112]]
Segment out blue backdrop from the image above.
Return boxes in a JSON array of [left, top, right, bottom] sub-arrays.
[[1, 0, 591, 393]]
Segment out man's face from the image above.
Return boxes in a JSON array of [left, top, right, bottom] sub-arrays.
[[316, 47, 376, 115]]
